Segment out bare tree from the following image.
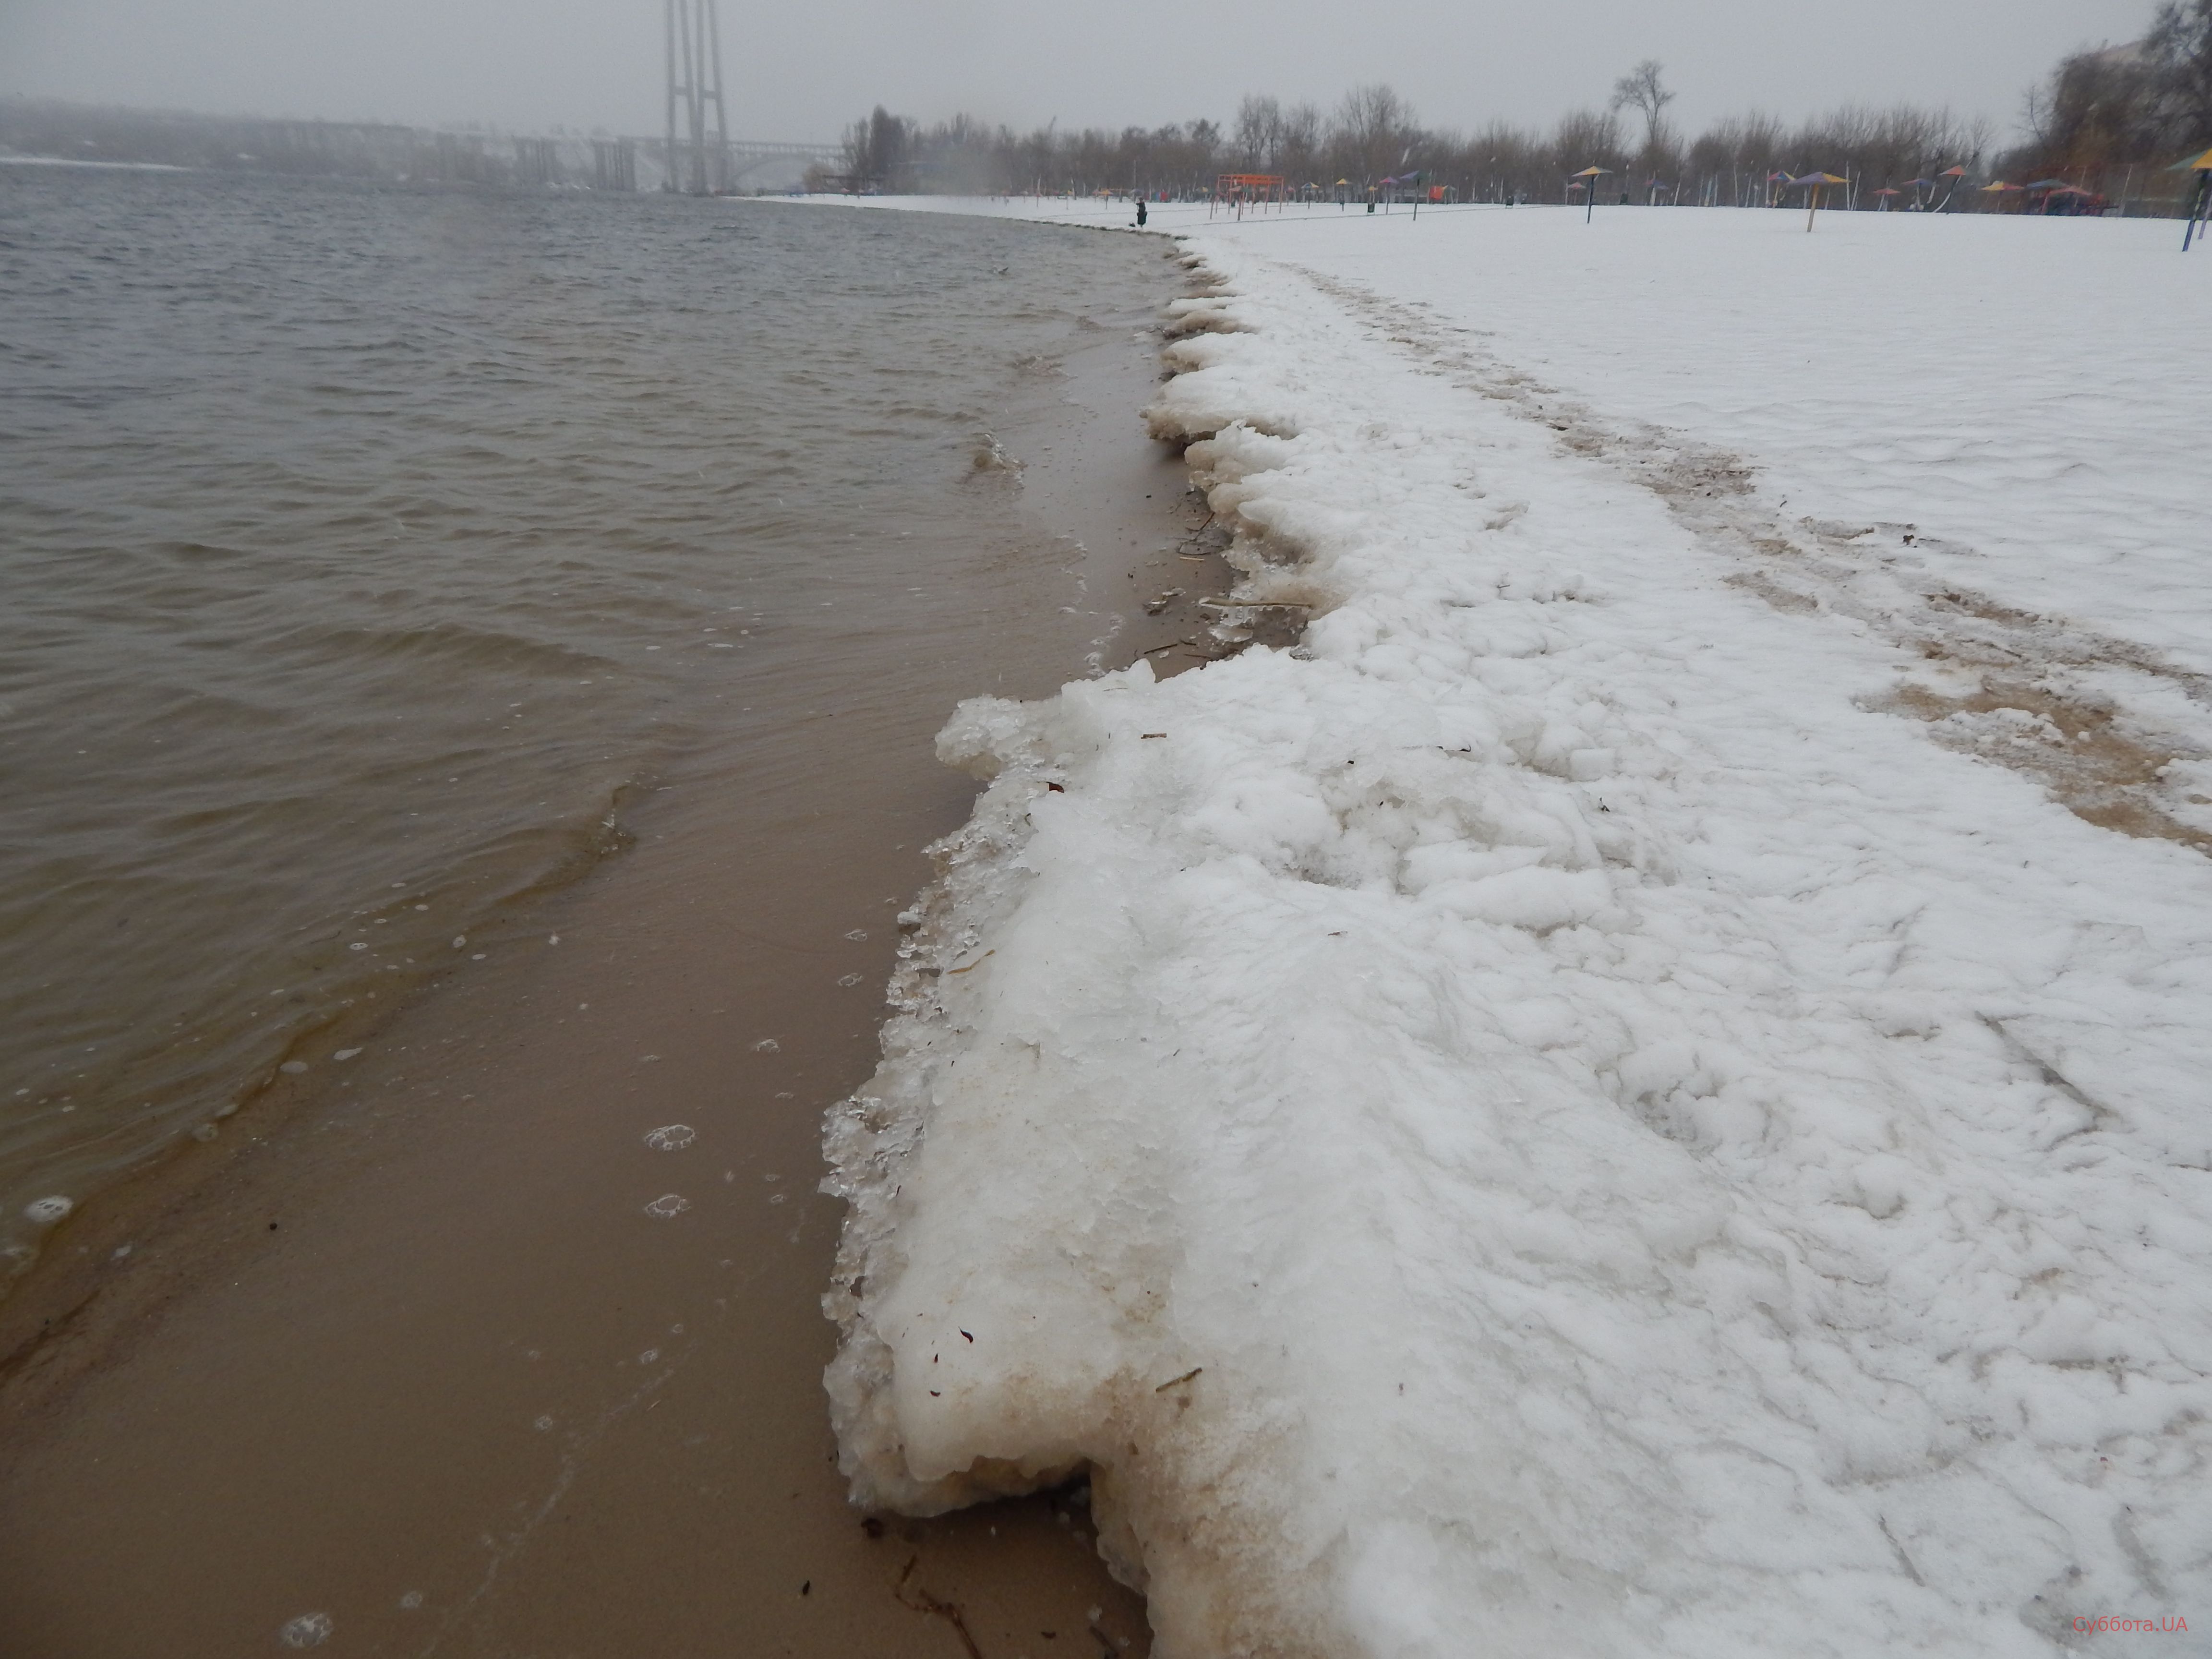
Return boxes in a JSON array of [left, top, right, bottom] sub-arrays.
[[1334, 84, 1419, 183], [1550, 107, 1625, 174], [2151, 0, 2212, 144], [841, 106, 914, 192], [1611, 60, 1676, 153], [1278, 101, 1323, 181], [1235, 95, 1283, 170]]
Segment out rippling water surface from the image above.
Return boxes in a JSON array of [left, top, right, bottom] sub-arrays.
[[0, 168, 1162, 1277]]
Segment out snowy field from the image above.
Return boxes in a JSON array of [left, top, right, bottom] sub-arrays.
[[813, 197, 2212, 1656]]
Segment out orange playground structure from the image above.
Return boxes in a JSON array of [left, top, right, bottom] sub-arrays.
[[1213, 173, 1289, 216]]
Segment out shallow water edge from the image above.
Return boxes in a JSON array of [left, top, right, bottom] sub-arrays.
[[0, 204, 1217, 1657]]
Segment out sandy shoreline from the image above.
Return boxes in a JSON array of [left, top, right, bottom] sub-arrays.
[[0, 229, 1214, 1656]]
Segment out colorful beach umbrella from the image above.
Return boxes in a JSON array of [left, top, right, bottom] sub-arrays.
[[1924, 166, 1968, 211], [2182, 150, 2212, 248], [1570, 165, 1612, 222], [1789, 171, 1849, 230]]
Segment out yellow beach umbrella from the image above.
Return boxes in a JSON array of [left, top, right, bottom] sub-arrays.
[[1570, 165, 1612, 223], [1789, 171, 1849, 231], [2184, 150, 2212, 248]]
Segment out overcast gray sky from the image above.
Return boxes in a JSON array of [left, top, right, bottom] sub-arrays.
[[0, 0, 2161, 143]]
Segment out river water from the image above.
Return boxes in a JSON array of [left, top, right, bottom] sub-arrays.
[[0, 168, 1176, 1279], [1, 165, 1216, 1655]]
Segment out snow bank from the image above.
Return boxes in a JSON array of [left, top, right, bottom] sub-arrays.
[[822, 208, 2212, 1657], [1242, 206, 2212, 681]]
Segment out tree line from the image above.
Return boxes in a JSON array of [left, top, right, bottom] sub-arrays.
[[2015, 0, 2212, 183], [828, 8, 2212, 212], [829, 87, 1992, 207]]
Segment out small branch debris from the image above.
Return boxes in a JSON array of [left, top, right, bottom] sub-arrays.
[[894, 1556, 985, 1659]]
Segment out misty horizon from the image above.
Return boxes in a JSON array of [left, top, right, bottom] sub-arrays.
[[0, 0, 2162, 147]]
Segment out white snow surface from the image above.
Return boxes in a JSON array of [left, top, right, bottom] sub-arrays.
[[818, 199, 2212, 1657]]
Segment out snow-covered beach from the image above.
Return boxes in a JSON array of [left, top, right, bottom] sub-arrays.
[[818, 199, 2212, 1656]]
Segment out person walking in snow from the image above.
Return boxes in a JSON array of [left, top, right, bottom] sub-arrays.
[[1137, 198, 1148, 227]]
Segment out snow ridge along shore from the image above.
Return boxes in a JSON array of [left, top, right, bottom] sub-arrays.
[[824, 227, 2212, 1656]]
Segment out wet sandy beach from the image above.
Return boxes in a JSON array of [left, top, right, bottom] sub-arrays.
[[0, 214, 1226, 1657]]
